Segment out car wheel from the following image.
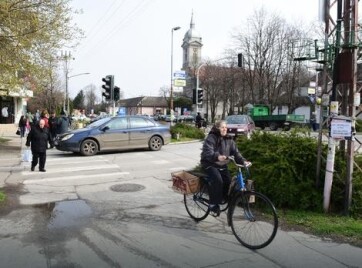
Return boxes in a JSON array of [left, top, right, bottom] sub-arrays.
[[283, 125, 291, 131], [149, 136, 162, 151], [80, 139, 98, 156], [269, 122, 278, 131]]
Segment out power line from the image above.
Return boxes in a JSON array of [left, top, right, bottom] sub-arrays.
[[78, 0, 155, 59], [76, 0, 127, 56]]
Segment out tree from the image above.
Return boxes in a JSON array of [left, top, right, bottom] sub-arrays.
[[174, 96, 193, 113], [0, 0, 83, 90], [230, 7, 313, 113], [73, 90, 85, 111], [84, 84, 99, 114], [200, 63, 225, 122]]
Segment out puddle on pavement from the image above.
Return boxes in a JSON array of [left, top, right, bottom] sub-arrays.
[[41, 199, 93, 229]]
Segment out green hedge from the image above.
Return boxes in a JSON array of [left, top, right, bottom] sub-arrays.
[[234, 130, 362, 217], [170, 123, 205, 140], [356, 119, 362, 132]]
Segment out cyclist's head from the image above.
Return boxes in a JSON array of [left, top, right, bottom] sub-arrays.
[[214, 120, 227, 136]]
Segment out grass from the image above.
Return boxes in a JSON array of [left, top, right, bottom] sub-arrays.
[[0, 137, 10, 144], [0, 191, 5, 203], [280, 210, 362, 247]]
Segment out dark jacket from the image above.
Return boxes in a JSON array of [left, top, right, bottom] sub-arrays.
[[26, 125, 53, 153], [56, 116, 70, 134], [18, 116, 27, 128], [200, 126, 245, 168]]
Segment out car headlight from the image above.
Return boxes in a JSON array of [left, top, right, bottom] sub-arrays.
[[237, 128, 246, 132], [61, 134, 74, 141]]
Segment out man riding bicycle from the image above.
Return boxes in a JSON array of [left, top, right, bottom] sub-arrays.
[[200, 120, 247, 216]]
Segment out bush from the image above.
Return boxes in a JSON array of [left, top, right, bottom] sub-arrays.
[[356, 119, 362, 132], [170, 123, 205, 140], [233, 129, 362, 216]]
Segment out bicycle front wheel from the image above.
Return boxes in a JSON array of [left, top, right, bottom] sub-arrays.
[[184, 182, 210, 221], [229, 191, 278, 249]]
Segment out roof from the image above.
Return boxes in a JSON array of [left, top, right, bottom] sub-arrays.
[[118, 96, 168, 107]]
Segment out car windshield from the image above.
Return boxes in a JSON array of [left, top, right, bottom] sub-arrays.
[[86, 117, 111, 128], [226, 116, 247, 124]]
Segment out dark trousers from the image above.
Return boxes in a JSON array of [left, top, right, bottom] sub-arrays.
[[31, 151, 46, 170], [20, 126, 26, 138], [204, 166, 231, 205]]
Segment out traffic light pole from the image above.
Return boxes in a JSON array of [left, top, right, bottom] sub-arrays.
[[196, 63, 206, 113]]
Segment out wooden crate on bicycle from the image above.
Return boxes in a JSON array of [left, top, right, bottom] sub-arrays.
[[171, 171, 200, 194]]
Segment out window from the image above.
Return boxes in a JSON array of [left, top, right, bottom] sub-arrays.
[[107, 117, 128, 130], [130, 117, 153, 128]]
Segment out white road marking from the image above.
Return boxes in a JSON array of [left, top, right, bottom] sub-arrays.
[[23, 171, 130, 184]]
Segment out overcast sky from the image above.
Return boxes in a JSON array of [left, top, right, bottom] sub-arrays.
[[65, 0, 321, 99]]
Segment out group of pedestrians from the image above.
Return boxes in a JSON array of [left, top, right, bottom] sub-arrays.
[[19, 109, 70, 172]]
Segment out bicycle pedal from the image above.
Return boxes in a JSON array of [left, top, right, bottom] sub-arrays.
[[210, 208, 221, 217], [210, 211, 220, 217]]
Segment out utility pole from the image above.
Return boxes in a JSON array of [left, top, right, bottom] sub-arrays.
[[60, 51, 73, 114], [294, 0, 360, 214], [320, 0, 359, 214]]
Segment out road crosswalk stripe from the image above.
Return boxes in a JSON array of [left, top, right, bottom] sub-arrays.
[[21, 164, 120, 175], [46, 159, 110, 165], [23, 171, 130, 184]]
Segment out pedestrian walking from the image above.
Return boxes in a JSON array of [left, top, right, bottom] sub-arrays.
[[48, 111, 57, 139], [195, 112, 203, 128], [18, 115, 27, 138], [40, 110, 50, 129], [56, 110, 70, 134], [25, 119, 54, 172]]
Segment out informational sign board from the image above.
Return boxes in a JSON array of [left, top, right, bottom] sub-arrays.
[[174, 79, 186, 87], [330, 118, 352, 140], [173, 70, 186, 79], [117, 107, 126, 116]]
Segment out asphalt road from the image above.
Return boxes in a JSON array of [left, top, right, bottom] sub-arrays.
[[0, 140, 361, 267]]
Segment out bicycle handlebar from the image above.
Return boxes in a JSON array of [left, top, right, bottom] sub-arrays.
[[227, 156, 252, 168]]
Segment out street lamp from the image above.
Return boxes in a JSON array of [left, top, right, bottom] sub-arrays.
[[170, 26, 181, 119], [66, 72, 90, 114]]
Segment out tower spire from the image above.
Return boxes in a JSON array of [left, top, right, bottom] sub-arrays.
[[190, 10, 195, 29]]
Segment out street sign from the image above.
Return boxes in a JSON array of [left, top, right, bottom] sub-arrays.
[[174, 79, 186, 87], [330, 116, 352, 140], [173, 70, 186, 79]]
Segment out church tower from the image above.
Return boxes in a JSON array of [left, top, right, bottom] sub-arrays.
[[182, 12, 203, 70]]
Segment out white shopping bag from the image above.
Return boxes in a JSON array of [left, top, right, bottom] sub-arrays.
[[22, 148, 32, 162]]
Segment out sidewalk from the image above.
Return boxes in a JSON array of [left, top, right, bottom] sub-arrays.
[[0, 125, 26, 187]]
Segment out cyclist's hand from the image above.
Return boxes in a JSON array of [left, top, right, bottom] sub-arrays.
[[244, 161, 252, 167], [218, 155, 227, 161]]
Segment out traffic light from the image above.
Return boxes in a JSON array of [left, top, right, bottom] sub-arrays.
[[197, 88, 203, 104], [102, 75, 114, 101], [113, 86, 120, 101], [192, 88, 197, 104], [237, 53, 243, 68]]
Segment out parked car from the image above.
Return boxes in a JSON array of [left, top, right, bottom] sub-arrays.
[[225, 114, 255, 139], [54, 115, 171, 156], [90, 113, 111, 123]]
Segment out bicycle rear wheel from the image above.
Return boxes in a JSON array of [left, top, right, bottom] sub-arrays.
[[184, 180, 210, 221], [229, 191, 278, 249]]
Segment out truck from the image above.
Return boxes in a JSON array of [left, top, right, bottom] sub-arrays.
[[248, 104, 305, 131]]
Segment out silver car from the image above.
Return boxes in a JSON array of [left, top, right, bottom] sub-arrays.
[[55, 115, 171, 156]]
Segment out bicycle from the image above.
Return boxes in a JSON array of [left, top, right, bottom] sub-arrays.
[[184, 156, 278, 249]]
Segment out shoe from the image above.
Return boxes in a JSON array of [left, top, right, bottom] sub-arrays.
[[31, 166, 34, 171], [209, 204, 220, 217], [39, 169, 46, 172]]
